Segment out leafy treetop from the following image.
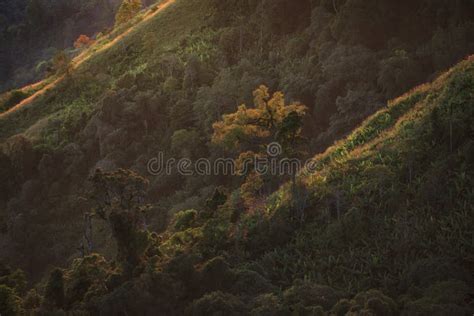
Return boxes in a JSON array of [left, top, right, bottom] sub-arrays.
[[212, 85, 307, 153]]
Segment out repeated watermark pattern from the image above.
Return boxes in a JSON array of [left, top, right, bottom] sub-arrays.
[[147, 142, 319, 177]]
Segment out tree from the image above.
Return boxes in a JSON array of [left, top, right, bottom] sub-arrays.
[[22, 289, 41, 312], [377, 50, 421, 99], [259, 0, 312, 35], [0, 285, 21, 316], [89, 169, 151, 277], [0, 263, 27, 295], [52, 50, 72, 75], [330, 0, 389, 49], [42, 269, 64, 310], [183, 55, 202, 91], [115, 0, 142, 27], [171, 129, 201, 158], [74, 34, 93, 49], [212, 85, 307, 154], [212, 86, 307, 209]]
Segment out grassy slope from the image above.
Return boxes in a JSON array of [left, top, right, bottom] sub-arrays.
[[240, 56, 474, 295], [0, 0, 214, 142]]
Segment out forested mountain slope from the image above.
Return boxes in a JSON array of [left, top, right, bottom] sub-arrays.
[[0, 0, 473, 314]]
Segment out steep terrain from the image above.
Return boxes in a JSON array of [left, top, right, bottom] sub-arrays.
[[0, 0, 126, 92], [0, 0, 176, 119], [0, 0, 473, 314]]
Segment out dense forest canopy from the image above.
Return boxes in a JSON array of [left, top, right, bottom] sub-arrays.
[[0, 0, 473, 315]]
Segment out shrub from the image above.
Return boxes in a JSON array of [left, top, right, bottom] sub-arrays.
[[59, 97, 94, 143], [116, 73, 136, 89], [400, 258, 472, 292], [89, 169, 151, 277], [163, 253, 200, 295], [163, 76, 179, 93], [402, 280, 471, 315], [174, 209, 198, 231], [65, 254, 112, 306], [74, 34, 93, 49], [171, 129, 201, 158], [35, 60, 50, 74], [250, 293, 285, 316], [115, 0, 142, 27], [186, 291, 246, 316], [22, 289, 42, 311], [0, 285, 22, 316], [0, 264, 27, 295], [283, 280, 347, 311], [351, 289, 398, 316], [199, 218, 231, 255], [52, 50, 72, 75], [1, 90, 28, 112], [198, 257, 234, 293], [231, 269, 276, 297], [42, 269, 65, 310], [331, 298, 352, 316]]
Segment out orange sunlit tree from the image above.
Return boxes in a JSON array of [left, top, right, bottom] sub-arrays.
[[74, 34, 93, 49]]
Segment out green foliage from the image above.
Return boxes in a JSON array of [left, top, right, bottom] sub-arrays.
[[205, 188, 227, 215], [22, 289, 42, 312], [0, 90, 29, 112], [52, 50, 72, 75], [173, 209, 198, 231], [2, 0, 474, 314], [43, 268, 65, 310], [378, 50, 422, 99], [283, 280, 347, 311], [160, 227, 203, 257], [399, 258, 472, 292], [212, 85, 307, 152], [116, 73, 136, 90], [198, 257, 234, 293], [59, 97, 95, 143], [35, 60, 50, 75], [115, 0, 142, 27], [351, 289, 398, 315], [180, 30, 220, 63], [89, 169, 151, 276], [231, 269, 276, 297], [37, 83, 99, 150], [64, 254, 115, 307], [250, 293, 285, 316], [0, 285, 22, 316], [402, 280, 472, 315], [163, 76, 180, 93], [199, 218, 231, 256], [171, 129, 201, 157], [186, 291, 246, 316], [0, 263, 27, 295]]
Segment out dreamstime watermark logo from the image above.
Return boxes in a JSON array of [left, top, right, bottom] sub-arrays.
[[147, 142, 319, 177]]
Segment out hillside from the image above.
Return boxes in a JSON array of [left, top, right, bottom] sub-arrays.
[[0, 0, 473, 315], [2, 50, 472, 316], [0, 0, 127, 93]]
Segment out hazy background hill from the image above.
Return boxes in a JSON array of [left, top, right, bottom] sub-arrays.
[[0, 0, 158, 92]]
